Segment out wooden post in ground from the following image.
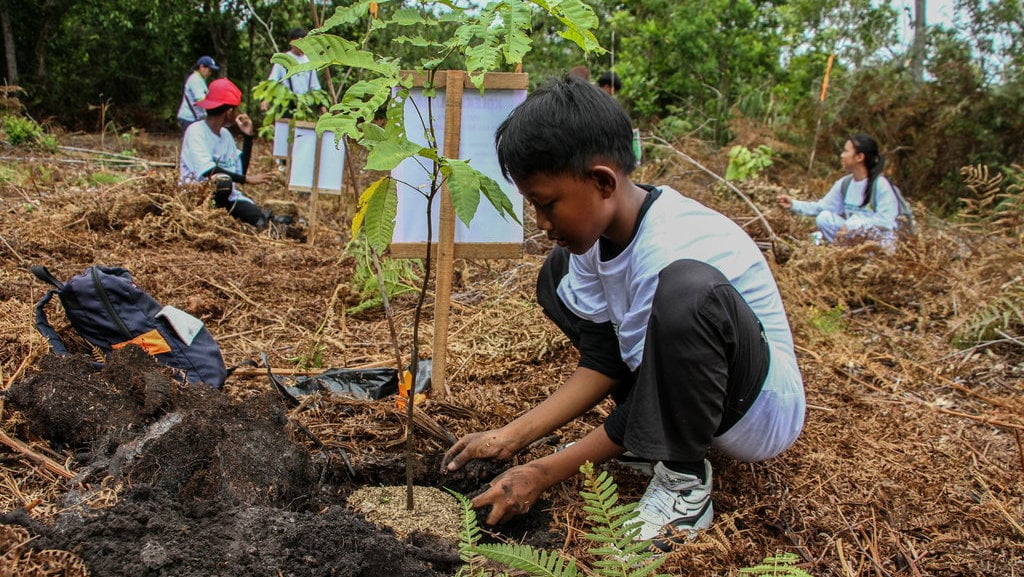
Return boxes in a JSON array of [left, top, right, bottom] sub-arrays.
[[431, 70, 464, 399]]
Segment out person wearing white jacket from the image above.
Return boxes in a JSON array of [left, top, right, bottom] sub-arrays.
[[778, 134, 899, 249]]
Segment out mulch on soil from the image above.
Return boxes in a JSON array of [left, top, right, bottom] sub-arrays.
[[0, 133, 1021, 576]]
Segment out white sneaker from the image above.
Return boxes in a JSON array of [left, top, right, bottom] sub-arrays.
[[632, 460, 713, 550]]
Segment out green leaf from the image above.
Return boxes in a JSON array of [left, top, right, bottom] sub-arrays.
[[480, 172, 522, 224], [532, 0, 604, 54], [498, 2, 534, 64], [293, 34, 398, 76], [352, 176, 398, 252], [317, 0, 374, 32], [324, 78, 396, 139], [316, 114, 360, 141], [391, 7, 428, 26], [472, 543, 579, 577], [446, 159, 482, 227], [366, 138, 428, 171]]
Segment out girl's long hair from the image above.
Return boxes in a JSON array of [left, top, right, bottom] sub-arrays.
[[850, 134, 884, 208]]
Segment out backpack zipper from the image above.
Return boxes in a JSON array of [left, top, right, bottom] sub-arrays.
[[92, 267, 132, 339]]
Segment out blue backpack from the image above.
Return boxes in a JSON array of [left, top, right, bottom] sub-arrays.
[[32, 265, 228, 388], [840, 175, 916, 234]]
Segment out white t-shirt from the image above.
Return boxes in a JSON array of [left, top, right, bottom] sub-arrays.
[[268, 52, 321, 95], [557, 186, 804, 460], [179, 122, 251, 203], [558, 187, 795, 372], [177, 71, 209, 123]]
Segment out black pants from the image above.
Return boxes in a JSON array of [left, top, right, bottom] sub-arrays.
[[537, 247, 769, 462], [213, 189, 267, 228]]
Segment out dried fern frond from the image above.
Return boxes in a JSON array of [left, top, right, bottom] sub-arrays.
[[958, 164, 1002, 223], [958, 164, 1024, 238]]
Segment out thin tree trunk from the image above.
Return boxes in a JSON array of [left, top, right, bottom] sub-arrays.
[[1, 3, 16, 84], [34, 0, 73, 81], [910, 0, 927, 82]]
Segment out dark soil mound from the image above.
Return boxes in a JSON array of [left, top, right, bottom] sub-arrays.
[[37, 486, 453, 577], [3, 347, 465, 576]]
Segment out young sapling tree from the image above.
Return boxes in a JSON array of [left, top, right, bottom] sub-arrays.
[[288, 0, 602, 510]]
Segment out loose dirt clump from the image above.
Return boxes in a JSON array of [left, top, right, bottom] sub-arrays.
[[37, 486, 453, 577], [3, 346, 463, 576], [6, 346, 316, 511]]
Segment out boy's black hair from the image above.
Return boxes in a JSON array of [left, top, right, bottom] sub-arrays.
[[495, 75, 636, 183], [289, 27, 308, 41]]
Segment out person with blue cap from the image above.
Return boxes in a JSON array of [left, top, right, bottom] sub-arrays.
[[177, 55, 219, 132]]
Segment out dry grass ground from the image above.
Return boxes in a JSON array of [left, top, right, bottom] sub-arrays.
[[0, 132, 1021, 576]]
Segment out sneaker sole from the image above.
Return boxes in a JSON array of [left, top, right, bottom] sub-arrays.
[[648, 500, 714, 553]]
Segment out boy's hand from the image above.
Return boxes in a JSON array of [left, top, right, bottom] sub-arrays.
[[245, 172, 276, 185], [471, 463, 550, 525], [776, 194, 793, 209], [235, 113, 255, 136], [442, 429, 517, 472]]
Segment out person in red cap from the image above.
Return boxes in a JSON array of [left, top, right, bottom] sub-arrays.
[[179, 78, 276, 228]]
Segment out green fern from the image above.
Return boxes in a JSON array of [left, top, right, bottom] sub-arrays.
[[344, 236, 421, 314], [579, 462, 667, 577], [738, 552, 813, 577], [471, 543, 579, 577], [953, 282, 1024, 344], [450, 464, 667, 577], [449, 489, 502, 577]]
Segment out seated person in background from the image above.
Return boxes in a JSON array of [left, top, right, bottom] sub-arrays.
[[777, 134, 899, 249], [179, 78, 275, 228]]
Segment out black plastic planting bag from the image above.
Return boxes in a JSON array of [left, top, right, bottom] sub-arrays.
[[266, 357, 432, 403]]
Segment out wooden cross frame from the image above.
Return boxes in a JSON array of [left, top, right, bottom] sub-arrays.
[[389, 70, 529, 399]]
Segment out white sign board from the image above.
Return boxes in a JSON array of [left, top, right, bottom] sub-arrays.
[[288, 123, 345, 193], [272, 119, 290, 159], [391, 87, 526, 244]]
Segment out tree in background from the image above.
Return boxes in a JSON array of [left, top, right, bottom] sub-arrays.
[[3, 0, 1023, 214]]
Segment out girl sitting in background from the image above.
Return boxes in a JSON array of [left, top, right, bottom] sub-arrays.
[[777, 134, 899, 249]]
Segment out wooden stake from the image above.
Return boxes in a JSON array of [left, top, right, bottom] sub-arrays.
[[430, 70, 465, 400]]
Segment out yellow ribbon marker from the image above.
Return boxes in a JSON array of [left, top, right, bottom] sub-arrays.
[[395, 369, 426, 409], [819, 53, 835, 102]]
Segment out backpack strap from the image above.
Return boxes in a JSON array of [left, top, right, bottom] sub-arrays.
[[33, 289, 69, 356], [31, 266, 69, 355], [260, 352, 299, 406], [31, 265, 64, 290], [182, 72, 201, 120], [869, 176, 890, 212], [840, 174, 853, 198]]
